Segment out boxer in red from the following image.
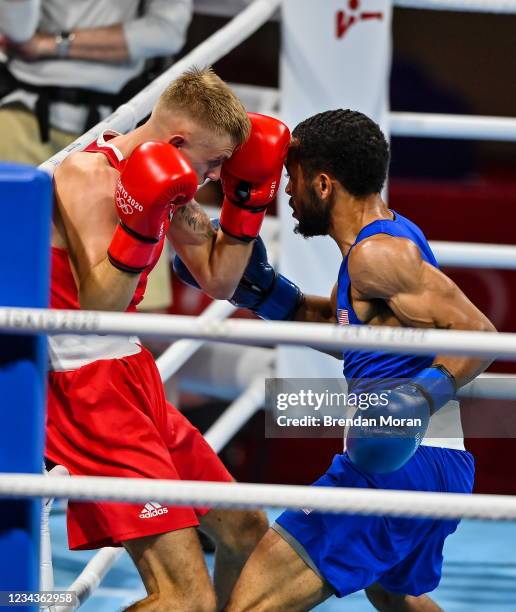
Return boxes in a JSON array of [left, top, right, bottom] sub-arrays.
[[46, 67, 290, 611]]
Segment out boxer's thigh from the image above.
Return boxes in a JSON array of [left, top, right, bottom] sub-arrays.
[[225, 528, 334, 611]]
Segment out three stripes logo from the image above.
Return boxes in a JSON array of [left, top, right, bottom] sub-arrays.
[[139, 501, 169, 519], [337, 308, 349, 326]]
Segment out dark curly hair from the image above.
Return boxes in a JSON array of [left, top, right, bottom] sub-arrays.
[[292, 109, 390, 198]]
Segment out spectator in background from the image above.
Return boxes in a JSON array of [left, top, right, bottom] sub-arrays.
[[0, 0, 193, 312], [0, 0, 192, 164]]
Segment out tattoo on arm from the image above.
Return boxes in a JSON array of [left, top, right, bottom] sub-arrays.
[[175, 202, 216, 240]]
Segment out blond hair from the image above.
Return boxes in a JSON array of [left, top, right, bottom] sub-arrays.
[[155, 67, 250, 146]]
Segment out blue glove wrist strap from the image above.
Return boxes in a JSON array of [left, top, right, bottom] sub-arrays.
[[412, 365, 457, 414], [255, 273, 303, 321]]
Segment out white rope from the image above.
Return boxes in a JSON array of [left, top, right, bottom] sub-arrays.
[[2, 474, 516, 521], [38, 0, 281, 175], [236, 235, 516, 271], [390, 112, 516, 142], [432, 242, 516, 270], [394, 0, 516, 13], [55, 548, 124, 612], [204, 378, 266, 453], [196, 83, 516, 143], [40, 466, 69, 593], [460, 373, 516, 399], [0, 307, 513, 358]]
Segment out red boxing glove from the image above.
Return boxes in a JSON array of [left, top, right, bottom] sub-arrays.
[[220, 113, 290, 242], [108, 141, 198, 274]]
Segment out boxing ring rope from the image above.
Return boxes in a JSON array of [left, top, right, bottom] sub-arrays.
[[3, 474, 516, 521], [390, 112, 516, 142], [227, 87, 516, 142], [54, 548, 124, 612], [394, 0, 516, 12], [431, 242, 516, 270], [461, 373, 516, 400], [1, 307, 515, 358]]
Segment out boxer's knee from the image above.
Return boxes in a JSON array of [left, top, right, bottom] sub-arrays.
[[201, 509, 268, 556], [230, 510, 268, 553]]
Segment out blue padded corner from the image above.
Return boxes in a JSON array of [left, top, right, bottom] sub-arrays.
[[0, 163, 52, 602]]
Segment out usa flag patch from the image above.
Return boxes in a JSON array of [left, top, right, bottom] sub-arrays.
[[337, 308, 349, 326]]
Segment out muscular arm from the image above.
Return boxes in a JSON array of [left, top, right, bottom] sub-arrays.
[[349, 235, 496, 387], [53, 155, 139, 311], [294, 285, 337, 324], [293, 285, 343, 359], [168, 202, 254, 300]]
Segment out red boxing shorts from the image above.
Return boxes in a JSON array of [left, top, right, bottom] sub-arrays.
[[45, 346, 232, 550]]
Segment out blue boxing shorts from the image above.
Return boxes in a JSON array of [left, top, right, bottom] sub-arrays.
[[273, 445, 474, 598]]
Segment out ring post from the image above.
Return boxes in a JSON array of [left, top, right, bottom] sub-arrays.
[[0, 164, 52, 605]]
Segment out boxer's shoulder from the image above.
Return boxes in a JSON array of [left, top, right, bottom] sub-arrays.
[[350, 234, 420, 267], [54, 152, 118, 215], [55, 150, 117, 187], [53, 152, 119, 257], [349, 235, 422, 298]]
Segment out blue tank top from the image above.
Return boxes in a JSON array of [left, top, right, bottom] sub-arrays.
[[337, 210, 438, 391]]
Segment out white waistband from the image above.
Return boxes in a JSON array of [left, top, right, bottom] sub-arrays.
[[48, 334, 142, 371], [421, 400, 465, 451]]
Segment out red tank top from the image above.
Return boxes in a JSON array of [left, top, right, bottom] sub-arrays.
[[50, 131, 166, 312]]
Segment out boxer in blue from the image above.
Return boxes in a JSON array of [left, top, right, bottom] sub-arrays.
[[175, 109, 496, 610]]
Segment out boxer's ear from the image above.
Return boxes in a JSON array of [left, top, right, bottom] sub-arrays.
[[170, 135, 185, 148], [316, 173, 333, 200]]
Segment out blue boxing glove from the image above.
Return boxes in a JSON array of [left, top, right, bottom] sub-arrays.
[[346, 365, 456, 474], [173, 220, 304, 320]]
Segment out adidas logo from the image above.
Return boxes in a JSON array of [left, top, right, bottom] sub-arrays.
[[139, 502, 169, 519]]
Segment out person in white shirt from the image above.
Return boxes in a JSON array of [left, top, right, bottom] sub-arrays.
[[0, 0, 192, 163]]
